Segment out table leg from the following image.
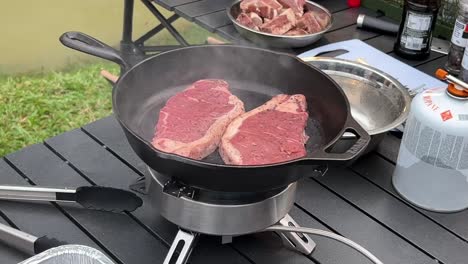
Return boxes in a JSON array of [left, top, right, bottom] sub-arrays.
[[121, 0, 145, 64], [134, 14, 180, 46], [140, 0, 189, 46]]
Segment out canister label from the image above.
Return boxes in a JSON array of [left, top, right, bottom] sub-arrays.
[[402, 114, 468, 170]]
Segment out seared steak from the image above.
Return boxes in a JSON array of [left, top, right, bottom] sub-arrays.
[[153, 79, 244, 160], [220, 94, 308, 165]]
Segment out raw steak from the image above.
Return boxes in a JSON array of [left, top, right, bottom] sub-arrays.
[[285, 28, 308, 36], [237, 13, 259, 30], [279, 8, 296, 26], [153, 79, 245, 160], [220, 94, 309, 165], [296, 11, 322, 33], [240, 0, 259, 12], [312, 10, 330, 28], [249, 12, 263, 27], [260, 14, 293, 35], [258, 0, 283, 19], [278, 0, 305, 17]]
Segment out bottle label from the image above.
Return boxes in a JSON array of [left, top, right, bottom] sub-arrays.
[[400, 11, 433, 51], [461, 47, 468, 69], [451, 19, 468, 47]]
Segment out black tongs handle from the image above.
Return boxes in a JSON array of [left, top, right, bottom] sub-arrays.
[[0, 222, 66, 255]]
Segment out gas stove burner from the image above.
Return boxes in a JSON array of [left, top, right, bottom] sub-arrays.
[[147, 167, 298, 236], [145, 167, 316, 264], [151, 170, 288, 205], [144, 167, 383, 264]]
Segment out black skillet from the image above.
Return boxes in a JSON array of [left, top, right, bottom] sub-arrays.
[[59, 32, 370, 193]]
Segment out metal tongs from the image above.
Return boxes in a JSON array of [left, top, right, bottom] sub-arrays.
[[0, 185, 143, 213], [0, 222, 66, 256]]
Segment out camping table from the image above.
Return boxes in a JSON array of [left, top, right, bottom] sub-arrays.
[[1, 1, 466, 264]]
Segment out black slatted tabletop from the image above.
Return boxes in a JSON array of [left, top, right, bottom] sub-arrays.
[[0, 0, 465, 263]]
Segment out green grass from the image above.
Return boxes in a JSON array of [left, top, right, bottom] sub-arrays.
[[0, 62, 119, 156], [0, 17, 225, 157]]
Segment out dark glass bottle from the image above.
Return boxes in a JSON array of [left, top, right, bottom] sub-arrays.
[[394, 0, 442, 60]]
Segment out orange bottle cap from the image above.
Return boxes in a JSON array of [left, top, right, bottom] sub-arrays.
[[435, 69, 448, 80]]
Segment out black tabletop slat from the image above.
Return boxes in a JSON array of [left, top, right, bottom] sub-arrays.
[[352, 154, 468, 245], [175, 0, 234, 21], [233, 232, 315, 264], [364, 35, 395, 53], [416, 55, 447, 75], [216, 24, 241, 40], [289, 206, 374, 264], [45, 131, 141, 190], [295, 178, 435, 264], [83, 116, 147, 174], [313, 0, 349, 13], [374, 134, 401, 163], [154, 0, 201, 11], [195, 10, 232, 32], [5, 143, 169, 264], [329, 7, 378, 32], [317, 166, 468, 264]]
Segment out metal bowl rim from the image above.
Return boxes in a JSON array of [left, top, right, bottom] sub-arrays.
[[226, 0, 333, 39], [304, 57, 412, 135]]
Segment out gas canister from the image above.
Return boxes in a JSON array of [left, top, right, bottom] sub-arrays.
[[393, 69, 468, 212]]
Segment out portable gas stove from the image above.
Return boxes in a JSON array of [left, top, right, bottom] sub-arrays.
[[129, 167, 382, 264], [144, 167, 316, 264]]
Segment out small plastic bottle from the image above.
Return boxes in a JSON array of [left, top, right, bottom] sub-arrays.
[[445, 0, 468, 75]]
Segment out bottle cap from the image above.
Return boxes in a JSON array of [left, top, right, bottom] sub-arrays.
[[435, 68, 448, 80]]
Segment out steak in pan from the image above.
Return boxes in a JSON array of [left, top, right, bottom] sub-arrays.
[[152, 79, 245, 160], [220, 94, 309, 165]]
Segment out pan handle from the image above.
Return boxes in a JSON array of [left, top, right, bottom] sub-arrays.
[[311, 117, 370, 163], [60, 31, 129, 70]]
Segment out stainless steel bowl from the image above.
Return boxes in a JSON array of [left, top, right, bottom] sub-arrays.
[[303, 57, 411, 152], [227, 0, 333, 48]]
